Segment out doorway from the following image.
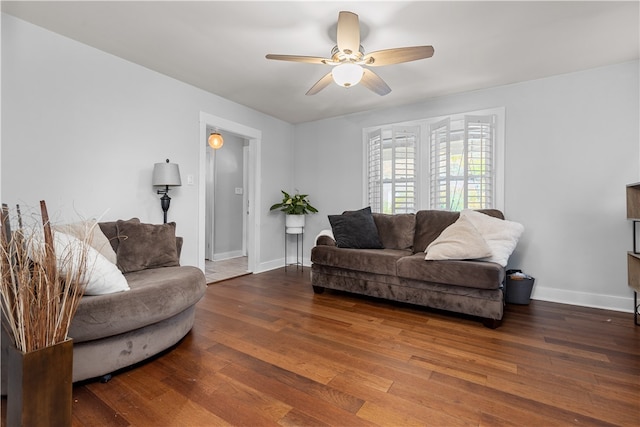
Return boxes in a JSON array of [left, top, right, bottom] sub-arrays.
[[198, 112, 262, 277], [204, 130, 250, 283]]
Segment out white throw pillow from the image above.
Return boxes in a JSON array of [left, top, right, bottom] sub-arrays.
[[53, 232, 129, 295], [425, 214, 492, 261], [53, 220, 117, 264], [460, 209, 524, 267]]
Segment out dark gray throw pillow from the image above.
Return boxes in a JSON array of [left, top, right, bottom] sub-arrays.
[[115, 220, 180, 273], [328, 207, 383, 249]]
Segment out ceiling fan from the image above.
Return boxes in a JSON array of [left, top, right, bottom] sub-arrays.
[[266, 11, 434, 96]]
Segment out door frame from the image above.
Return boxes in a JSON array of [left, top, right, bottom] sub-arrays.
[[198, 112, 261, 273], [242, 145, 249, 256]]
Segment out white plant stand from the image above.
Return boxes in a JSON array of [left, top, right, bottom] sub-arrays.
[[285, 215, 304, 271]]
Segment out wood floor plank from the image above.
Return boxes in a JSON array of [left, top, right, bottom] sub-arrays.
[[71, 387, 131, 427], [218, 360, 373, 426], [429, 371, 619, 427], [3, 267, 637, 426], [356, 399, 472, 427], [210, 343, 365, 414], [206, 329, 340, 384]]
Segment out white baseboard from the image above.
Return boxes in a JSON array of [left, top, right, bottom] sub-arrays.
[[255, 259, 284, 273], [255, 257, 311, 274], [212, 250, 244, 261], [532, 286, 634, 313]]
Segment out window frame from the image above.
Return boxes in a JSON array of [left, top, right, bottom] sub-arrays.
[[363, 107, 505, 212]]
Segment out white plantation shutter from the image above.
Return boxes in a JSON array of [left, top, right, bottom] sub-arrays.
[[391, 127, 418, 213], [367, 126, 418, 213], [367, 129, 382, 212], [430, 115, 495, 211], [430, 118, 450, 210], [465, 115, 494, 209]]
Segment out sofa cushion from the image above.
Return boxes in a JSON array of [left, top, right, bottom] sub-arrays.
[[425, 214, 492, 261], [413, 209, 504, 253], [328, 207, 383, 249], [311, 246, 409, 276], [68, 265, 205, 342], [413, 210, 459, 253], [397, 253, 504, 290], [116, 221, 180, 273], [373, 213, 416, 250]]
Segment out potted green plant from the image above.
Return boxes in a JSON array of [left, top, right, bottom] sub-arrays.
[[269, 190, 318, 232]]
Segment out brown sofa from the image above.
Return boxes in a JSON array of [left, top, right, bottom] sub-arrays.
[[1, 219, 206, 393], [311, 209, 514, 328]]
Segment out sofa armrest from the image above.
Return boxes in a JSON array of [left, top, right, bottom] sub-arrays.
[[176, 236, 183, 259], [315, 229, 336, 246]]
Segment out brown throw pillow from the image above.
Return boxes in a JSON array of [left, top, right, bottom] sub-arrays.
[[115, 221, 179, 273], [99, 218, 140, 253]]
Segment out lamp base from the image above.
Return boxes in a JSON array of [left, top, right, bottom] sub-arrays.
[[158, 186, 171, 224]]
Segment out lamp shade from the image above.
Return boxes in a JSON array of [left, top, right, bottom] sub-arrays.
[[208, 132, 224, 150], [332, 63, 364, 87], [152, 160, 182, 186]]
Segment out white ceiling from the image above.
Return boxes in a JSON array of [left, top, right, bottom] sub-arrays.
[[3, 1, 639, 124]]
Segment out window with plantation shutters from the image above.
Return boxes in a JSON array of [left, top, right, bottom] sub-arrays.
[[430, 115, 495, 211], [365, 107, 503, 213], [367, 126, 419, 214]]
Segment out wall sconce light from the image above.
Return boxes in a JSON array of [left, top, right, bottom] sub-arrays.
[[208, 131, 224, 150], [152, 159, 182, 223]]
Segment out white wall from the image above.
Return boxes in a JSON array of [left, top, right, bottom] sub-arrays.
[[1, 14, 294, 270], [294, 61, 640, 312]]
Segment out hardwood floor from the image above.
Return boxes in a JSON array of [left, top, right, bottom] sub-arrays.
[[3, 267, 639, 426]]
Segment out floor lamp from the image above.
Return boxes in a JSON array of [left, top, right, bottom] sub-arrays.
[[152, 159, 182, 223]]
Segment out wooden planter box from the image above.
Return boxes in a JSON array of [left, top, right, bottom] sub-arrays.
[[7, 339, 73, 427]]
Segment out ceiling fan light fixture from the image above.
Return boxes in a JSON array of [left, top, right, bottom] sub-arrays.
[[265, 11, 434, 96], [332, 63, 364, 88], [208, 131, 224, 150]]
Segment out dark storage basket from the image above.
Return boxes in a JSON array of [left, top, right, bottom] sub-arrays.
[[506, 276, 535, 305]]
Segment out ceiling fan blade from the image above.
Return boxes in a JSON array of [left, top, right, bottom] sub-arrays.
[[265, 54, 330, 65], [363, 46, 435, 66], [337, 11, 360, 55], [360, 69, 391, 96], [306, 72, 334, 96]]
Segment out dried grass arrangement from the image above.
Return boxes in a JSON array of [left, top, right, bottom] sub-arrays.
[[0, 201, 90, 352]]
